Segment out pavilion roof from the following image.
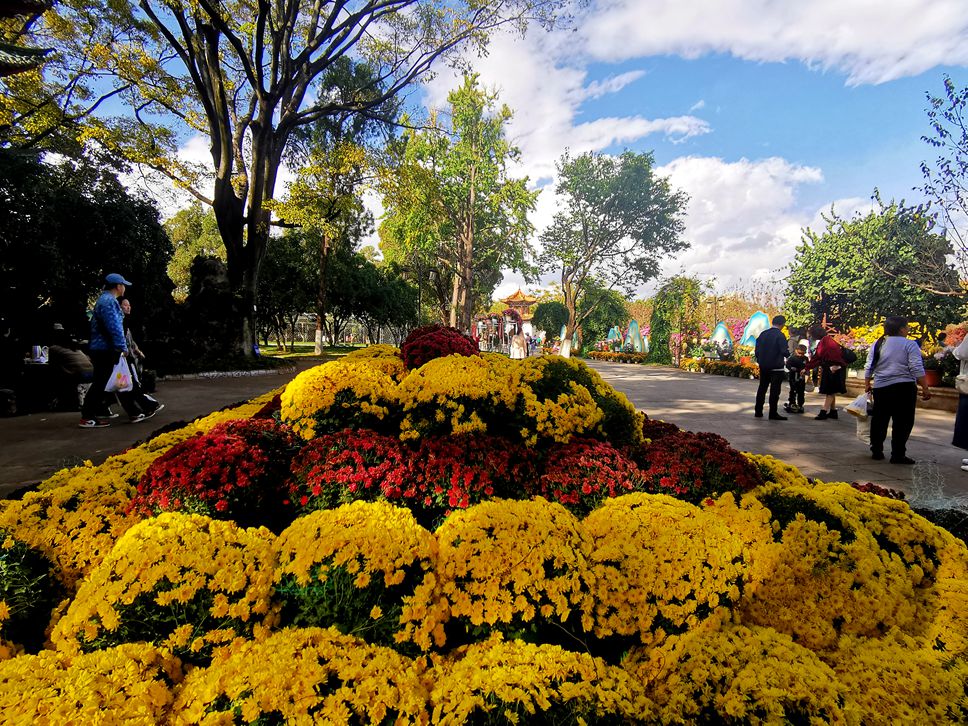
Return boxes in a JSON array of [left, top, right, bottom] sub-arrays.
[[502, 288, 537, 304]]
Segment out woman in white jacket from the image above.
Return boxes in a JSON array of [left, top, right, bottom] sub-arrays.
[[951, 334, 968, 470]]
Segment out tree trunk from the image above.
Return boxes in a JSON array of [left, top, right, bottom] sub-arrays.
[[561, 280, 578, 359], [315, 231, 330, 354], [449, 273, 461, 328]]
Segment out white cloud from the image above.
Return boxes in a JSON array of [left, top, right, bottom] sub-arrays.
[[689, 99, 706, 112], [654, 156, 825, 286], [582, 0, 968, 85], [580, 70, 647, 100]]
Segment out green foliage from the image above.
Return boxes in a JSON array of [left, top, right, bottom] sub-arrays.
[[649, 276, 706, 365], [532, 301, 568, 336], [579, 285, 630, 345], [0, 532, 63, 653], [379, 75, 538, 328], [0, 150, 174, 348], [538, 150, 688, 350], [274, 562, 422, 655], [164, 204, 224, 301], [257, 231, 318, 350], [784, 199, 965, 332], [921, 74, 968, 278]]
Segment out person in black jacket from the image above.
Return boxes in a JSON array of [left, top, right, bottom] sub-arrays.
[[754, 315, 790, 420], [784, 343, 808, 414]]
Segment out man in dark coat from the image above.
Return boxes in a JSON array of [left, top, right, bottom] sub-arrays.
[[754, 315, 790, 420]]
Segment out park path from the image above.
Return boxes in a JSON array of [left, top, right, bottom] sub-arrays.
[[589, 361, 968, 500], [0, 361, 317, 497]]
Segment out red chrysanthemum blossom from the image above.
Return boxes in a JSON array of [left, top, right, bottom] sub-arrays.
[[401, 324, 479, 370], [633, 430, 763, 504], [530, 438, 642, 516], [400, 434, 535, 517], [130, 418, 299, 526], [640, 415, 681, 442], [287, 429, 408, 514]]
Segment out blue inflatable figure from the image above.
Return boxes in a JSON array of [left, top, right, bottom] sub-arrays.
[[740, 312, 770, 346]]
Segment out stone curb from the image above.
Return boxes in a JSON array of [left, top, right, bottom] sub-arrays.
[[158, 365, 297, 382]]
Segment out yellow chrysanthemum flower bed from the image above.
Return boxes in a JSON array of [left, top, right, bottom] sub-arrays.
[[51, 513, 279, 665], [0, 643, 182, 724], [585, 494, 745, 648], [0, 349, 966, 723], [274, 501, 446, 651], [281, 360, 400, 439]]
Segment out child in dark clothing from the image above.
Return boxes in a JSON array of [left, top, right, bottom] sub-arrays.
[[784, 344, 808, 413]]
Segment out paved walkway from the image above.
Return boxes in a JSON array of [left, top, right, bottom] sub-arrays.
[[590, 361, 968, 500], [0, 361, 317, 497]]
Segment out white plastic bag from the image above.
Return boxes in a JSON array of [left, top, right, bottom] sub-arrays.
[[105, 354, 133, 393], [855, 415, 871, 444], [845, 393, 870, 418]]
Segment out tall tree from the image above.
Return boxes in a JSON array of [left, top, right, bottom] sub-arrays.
[[379, 74, 538, 330], [784, 199, 964, 335], [921, 74, 968, 279], [274, 59, 397, 353], [63, 0, 564, 355], [257, 230, 317, 350], [538, 150, 688, 357], [579, 283, 630, 346], [649, 275, 705, 366]]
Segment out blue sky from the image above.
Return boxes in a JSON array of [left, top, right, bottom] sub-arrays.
[[414, 0, 968, 298]]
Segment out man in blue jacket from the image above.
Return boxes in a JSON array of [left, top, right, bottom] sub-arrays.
[[79, 273, 149, 427], [754, 315, 790, 421]]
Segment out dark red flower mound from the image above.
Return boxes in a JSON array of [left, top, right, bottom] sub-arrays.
[[531, 438, 642, 516], [288, 429, 408, 513], [634, 430, 763, 504], [400, 434, 535, 516], [131, 418, 300, 527], [640, 415, 681, 442], [401, 324, 479, 370], [850, 481, 906, 500], [252, 393, 282, 419]]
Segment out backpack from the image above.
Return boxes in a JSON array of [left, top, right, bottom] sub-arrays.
[[840, 345, 857, 365]]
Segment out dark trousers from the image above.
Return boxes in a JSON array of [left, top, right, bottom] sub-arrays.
[[788, 375, 806, 407], [755, 368, 785, 415], [81, 350, 141, 420], [870, 382, 917, 458]]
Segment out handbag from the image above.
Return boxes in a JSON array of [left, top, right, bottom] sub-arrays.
[[956, 374, 968, 395], [105, 354, 134, 393]]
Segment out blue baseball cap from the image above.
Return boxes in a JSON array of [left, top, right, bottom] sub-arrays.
[[105, 273, 132, 286]]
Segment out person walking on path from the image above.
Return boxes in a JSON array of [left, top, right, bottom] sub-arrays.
[[864, 316, 931, 464], [952, 334, 968, 470], [79, 274, 147, 428], [119, 297, 164, 417], [784, 343, 808, 414], [804, 325, 848, 420], [754, 315, 789, 420]]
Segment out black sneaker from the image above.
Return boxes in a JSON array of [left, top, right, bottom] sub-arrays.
[[144, 403, 165, 420], [815, 410, 828, 420], [828, 408, 839, 419], [768, 413, 788, 420], [890, 456, 916, 465], [754, 411, 764, 418], [871, 452, 885, 460]]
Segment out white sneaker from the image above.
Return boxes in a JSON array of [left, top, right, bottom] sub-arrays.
[[961, 464, 968, 472], [130, 413, 146, 424], [961, 458, 968, 466]]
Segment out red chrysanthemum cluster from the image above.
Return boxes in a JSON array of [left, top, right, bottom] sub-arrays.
[[288, 429, 407, 513], [634, 431, 763, 504], [404, 434, 535, 513], [131, 418, 299, 525], [401, 324, 479, 370], [531, 438, 642, 515], [640, 416, 681, 442], [850, 481, 906, 500]]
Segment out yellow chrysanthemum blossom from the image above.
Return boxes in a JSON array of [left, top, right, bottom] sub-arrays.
[[281, 360, 399, 439], [275, 501, 446, 651], [399, 355, 517, 441], [743, 452, 811, 488], [52, 513, 278, 664], [584, 493, 747, 647], [741, 483, 937, 651], [825, 628, 966, 724], [436, 497, 593, 635], [169, 627, 429, 725], [343, 344, 408, 380], [430, 635, 654, 725], [0, 643, 181, 724], [633, 624, 850, 725]]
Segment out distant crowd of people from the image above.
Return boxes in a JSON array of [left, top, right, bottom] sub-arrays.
[[752, 314, 964, 468]]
